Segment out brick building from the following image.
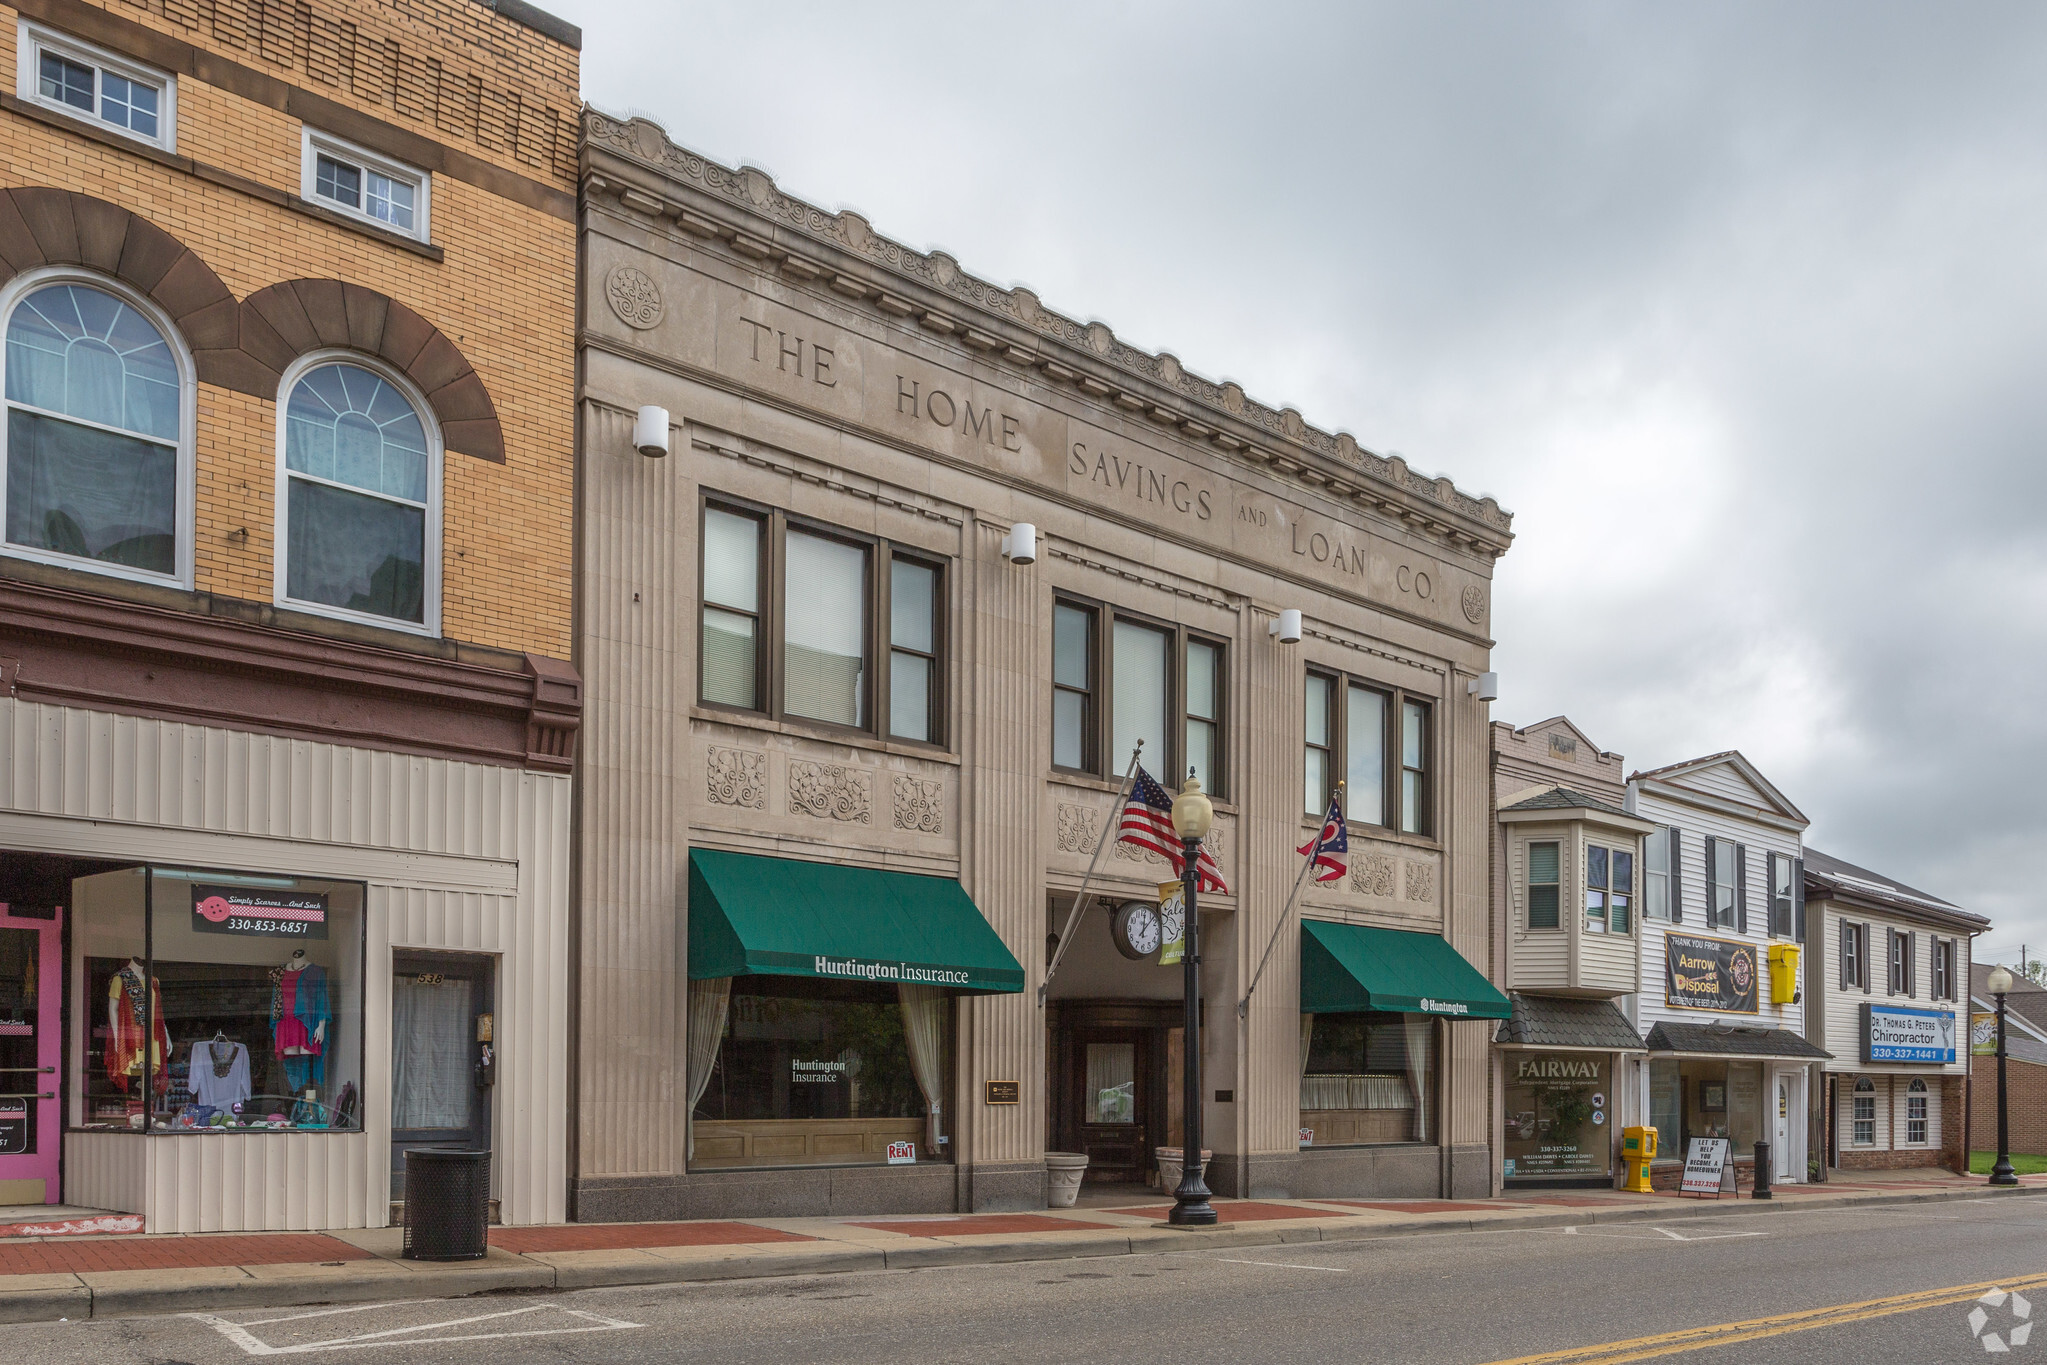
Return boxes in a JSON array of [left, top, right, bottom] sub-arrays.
[[0, 0, 581, 1231], [1969, 964, 2047, 1160]]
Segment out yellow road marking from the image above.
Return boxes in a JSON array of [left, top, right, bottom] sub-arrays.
[[1476, 1270, 2047, 1365]]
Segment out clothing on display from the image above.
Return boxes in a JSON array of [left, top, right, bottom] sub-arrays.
[[188, 1037, 252, 1111], [104, 960, 170, 1094], [271, 957, 330, 1091]]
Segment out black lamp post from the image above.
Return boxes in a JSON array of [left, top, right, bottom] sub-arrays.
[[1168, 773, 1218, 1227], [1989, 964, 2018, 1186]]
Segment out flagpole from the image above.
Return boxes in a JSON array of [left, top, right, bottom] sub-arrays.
[[1239, 781, 1341, 1019], [1040, 742, 1144, 1006]]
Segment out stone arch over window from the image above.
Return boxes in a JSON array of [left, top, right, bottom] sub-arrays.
[[0, 190, 506, 464], [240, 281, 503, 463]]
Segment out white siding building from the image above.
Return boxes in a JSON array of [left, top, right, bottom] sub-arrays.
[[1625, 752, 1826, 1186]]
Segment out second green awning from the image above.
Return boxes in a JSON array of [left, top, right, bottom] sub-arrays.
[[1301, 919, 1511, 1018], [688, 848, 1025, 995]]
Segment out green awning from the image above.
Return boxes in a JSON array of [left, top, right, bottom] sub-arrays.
[[688, 848, 1025, 995], [1300, 919, 1511, 1019]]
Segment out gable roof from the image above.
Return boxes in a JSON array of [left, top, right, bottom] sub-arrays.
[[1804, 848, 1984, 929], [1973, 963, 2047, 1038], [1626, 750, 1808, 826], [1510, 716, 1615, 758]]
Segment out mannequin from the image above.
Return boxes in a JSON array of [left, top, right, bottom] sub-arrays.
[[270, 948, 329, 1091], [104, 958, 169, 1095]]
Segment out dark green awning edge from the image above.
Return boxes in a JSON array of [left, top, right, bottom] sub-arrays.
[[1301, 919, 1511, 1019], [688, 848, 1025, 995]]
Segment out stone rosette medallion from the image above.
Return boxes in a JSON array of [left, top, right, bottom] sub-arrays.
[[605, 266, 665, 330]]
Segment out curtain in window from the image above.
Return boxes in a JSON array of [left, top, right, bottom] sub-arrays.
[[684, 976, 732, 1158], [1403, 1015, 1432, 1143], [1111, 621, 1167, 772], [391, 975, 473, 1130], [783, 531, 866, 724], [1086, 1043, 1135, 1124], [897, 984, 947, 1151], [286, 480, 424, 621], [1299, 1013, 1314, 1078]]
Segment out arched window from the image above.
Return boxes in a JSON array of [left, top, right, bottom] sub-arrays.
[[2, 275, 189, 581], [1850, 1076, 1875, 1146], [276, 356, 440, 632]]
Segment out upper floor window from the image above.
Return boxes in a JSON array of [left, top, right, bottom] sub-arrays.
[[277, 357, 439, 632], [1768, 852, 1797, 938], [1054, 597, 1225, 796], [2, 276, 189, 584], [18, 23, 176, 151], [1644, 828, 1672, 920], [1840, 919, 1868, 991], [1888, 929, 1914, 997], [1527, 840, 1560, 930], [1932, 937, 1956, 1001], [1706, 836, 1740, 930], [1306, 670, 1430, 836], [1588, 843, 1633, 935], [700, 499, 945, 746], [301, 129, 430, 242]]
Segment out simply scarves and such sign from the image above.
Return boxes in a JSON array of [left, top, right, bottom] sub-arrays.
[[190, 885, 329, 939], [1863, 1003, 1957, 1064], [1665, 932, 1759, 1014]]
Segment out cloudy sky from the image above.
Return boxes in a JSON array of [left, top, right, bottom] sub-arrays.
[[553, 1, 2047, 959]]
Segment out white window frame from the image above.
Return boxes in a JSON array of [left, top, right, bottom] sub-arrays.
[[0, 266, 196, 588], [299, 128, 432, 243], [273, 349, 443, 637], [1850, 1076, 1876, 1147], [1903, 1078, 1929, 1147], [16, 21, 176, 152]]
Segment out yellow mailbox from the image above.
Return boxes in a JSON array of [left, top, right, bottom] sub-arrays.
[[1768, 943, 1802, 1004], [1621, 1125, 1657, 1193]]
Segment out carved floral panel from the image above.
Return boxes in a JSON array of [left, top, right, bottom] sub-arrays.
[[705, 747, 766, 810], [893, 776, 943, 834], [788, 761, 872, 824]]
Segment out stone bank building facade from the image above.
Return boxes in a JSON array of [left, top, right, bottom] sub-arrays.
[[572, 112, 1515, 1219]]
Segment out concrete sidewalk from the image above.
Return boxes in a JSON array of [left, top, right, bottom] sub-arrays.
[[3, 1169, 2040, 1324]]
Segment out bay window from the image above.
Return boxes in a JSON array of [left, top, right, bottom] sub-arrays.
[[698, 497, 946, 745]]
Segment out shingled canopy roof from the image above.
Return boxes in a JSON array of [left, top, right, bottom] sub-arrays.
[[1495, 994, 1647, 1051], [1644, 1021, 1832, 1060]]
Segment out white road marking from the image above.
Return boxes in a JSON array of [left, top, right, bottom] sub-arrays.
[[186, 1301, 641, 1355], [1530, 1225, 1767, 1242], [1213, 1258, 1350, 1272]]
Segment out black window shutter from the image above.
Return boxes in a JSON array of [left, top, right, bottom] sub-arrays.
[[1703, 835, 1717, 926], [1840, 919, 1852, 990], [1863, 923, 1873, 993], [1907, 931, 1917, 997], [1793, 857, 1806, 942], [1669, 827, 1683, 923], [1886, 930, 1897, 996], [1735, 843, 1748, 934]]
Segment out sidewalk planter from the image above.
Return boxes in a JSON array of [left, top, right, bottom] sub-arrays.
[[1045, 1152, 1089, 1208], [1155, 1147, 1212, 1192]]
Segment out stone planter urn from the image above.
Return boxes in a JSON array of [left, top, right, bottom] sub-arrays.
[[1045, 1151, 1090, 1207], [1154, 1146, 1212, 1192]]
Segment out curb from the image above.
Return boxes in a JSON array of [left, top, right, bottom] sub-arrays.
[[2, 1183, 2034, 1324]]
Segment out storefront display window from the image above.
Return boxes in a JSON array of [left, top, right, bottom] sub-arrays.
[[1299, 1011, 1434, 1146], [1502, 1051, 1612, 1181], [69, 866, 364, 1133], [1647, 1057, 1765, 1156], [688, 975, 952, 1169]]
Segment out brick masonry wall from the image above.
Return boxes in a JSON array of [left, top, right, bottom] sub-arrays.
[[1971, 1054, 2047, 1156], [0, 0, 575, 659]]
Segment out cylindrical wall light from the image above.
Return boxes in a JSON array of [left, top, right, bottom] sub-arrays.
[[634, 405, 671, 457], [1268, 609, 1303, 643], [1001, 522, 1037, 565]]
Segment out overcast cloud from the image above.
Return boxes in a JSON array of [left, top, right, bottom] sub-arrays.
[[553, 1, 2047, 958]]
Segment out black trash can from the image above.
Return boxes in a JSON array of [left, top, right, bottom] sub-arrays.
[[402, 1149, 491, 1261]]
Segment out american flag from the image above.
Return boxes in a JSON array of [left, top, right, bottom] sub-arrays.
[[1297, 793, 1348, 882], [1119, 765, 1229, 894]]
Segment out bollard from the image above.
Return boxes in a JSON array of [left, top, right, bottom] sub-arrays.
[[1753, 1140, 1772, 1200]]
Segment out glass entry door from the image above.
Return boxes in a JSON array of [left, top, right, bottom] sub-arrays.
[[0, 907, 61, 1206], [1073, 1027, 1151, 1184], [389, 951, 494, 1203]]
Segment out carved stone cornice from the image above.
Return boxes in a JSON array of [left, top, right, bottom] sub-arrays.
[[580, 109, 1513, 556]]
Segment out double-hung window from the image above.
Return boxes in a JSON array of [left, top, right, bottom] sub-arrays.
[[1708, 839, 1739, 929], [1840, 920, 1868, 991], [1851, 1077, 1875, 1146], [1932, 938, 1955, 1001], [699, 498, 946, 745], [1768, 852, 1796, 938], [1587, 844, 1633, 934], [1052, 598, 1226, 796], [1889, 930, 1913, 997], [1905, 1079, 1928, 1145], [1527, 841, 1560, 930], [1303, 670, 1430, 836], [18, 23, 175, 151], [301, 129, 431, 242], [1643, 829, 1671, 920]]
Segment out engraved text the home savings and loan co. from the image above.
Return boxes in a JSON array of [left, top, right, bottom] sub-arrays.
[[717, 301, 1485, 631]]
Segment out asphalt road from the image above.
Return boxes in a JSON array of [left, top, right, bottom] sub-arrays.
[[9, 1197, 2045, 1365]]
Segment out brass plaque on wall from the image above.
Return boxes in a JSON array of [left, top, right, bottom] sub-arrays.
[[985, 1080, 1020, 1105]]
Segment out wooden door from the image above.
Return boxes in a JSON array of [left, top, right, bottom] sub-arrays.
[[1072, 1027, 1150, 1184]]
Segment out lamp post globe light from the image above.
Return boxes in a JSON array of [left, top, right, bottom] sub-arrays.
[[1989, 964, 2018, 1187], [1169, 773, 1218, 1227]]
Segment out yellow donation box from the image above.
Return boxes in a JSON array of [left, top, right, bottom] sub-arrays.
[[1767, 944, 1802, 1004], [1621, 1126, 1657, 1193]]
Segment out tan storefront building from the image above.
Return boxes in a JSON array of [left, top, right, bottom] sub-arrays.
[[0, 0, 582, 1230], [573, 111, 1514, 1217]]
